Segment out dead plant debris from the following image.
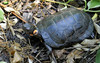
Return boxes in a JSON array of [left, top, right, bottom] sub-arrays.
[[0, 0, 100, 63]]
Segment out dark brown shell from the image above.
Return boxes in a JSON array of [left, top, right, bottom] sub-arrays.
[[37, 8, 94, 48]]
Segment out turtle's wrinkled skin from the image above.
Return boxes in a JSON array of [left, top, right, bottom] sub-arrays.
[[23, 8, 94, 50]]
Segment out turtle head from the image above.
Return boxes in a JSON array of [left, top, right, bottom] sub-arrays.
[[23, 23, 38, 36]]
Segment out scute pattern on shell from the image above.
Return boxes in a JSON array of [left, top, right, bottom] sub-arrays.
[[37, 8, 94, 48]]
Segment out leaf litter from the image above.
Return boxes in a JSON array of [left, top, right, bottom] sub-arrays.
[[0, 0, 100, 63]]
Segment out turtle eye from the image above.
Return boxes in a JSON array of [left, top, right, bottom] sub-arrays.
[[33, 30, 38, 35]]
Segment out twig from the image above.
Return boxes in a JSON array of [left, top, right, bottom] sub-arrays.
[[35, 48, 44, 58], [33, 56, 42, 63], [0, 3, 27, 23], [0, 25, 7, 41]]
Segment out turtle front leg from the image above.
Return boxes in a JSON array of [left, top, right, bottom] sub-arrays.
[[44, 43, 57, 63], [44, 43, 52, 54]]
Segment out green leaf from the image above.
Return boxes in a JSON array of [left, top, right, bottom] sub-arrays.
[[96, 49, 100, 63], [3, 2, 8, 5], [0, 8, 4, 22], [87, 0, 100, 9], [66, 0, 74, 4], [0, 61, 7, 63]]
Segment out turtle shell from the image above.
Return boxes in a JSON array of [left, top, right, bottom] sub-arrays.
[[36, 8, 94, 48]]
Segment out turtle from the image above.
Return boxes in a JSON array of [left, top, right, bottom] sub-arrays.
[[23, 8, 94, 52]]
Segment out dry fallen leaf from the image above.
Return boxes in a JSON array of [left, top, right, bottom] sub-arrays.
[[16, 2, 23, 11], [81, 39, 100, 45], [54, 49, 66, 58], [13, 51, 23, 63], [28, 55, 34, 63], [74, 39, 100, 51], [16, 34, 25, 40], [66, 50, 83, 63], [73, 43, 83, 50], [28, 58, 33, 63], [33, 0, 40, 5], [33, 16, 41, 24], [94, 22, 100, 34], [8, 18, 18, 26], [66, 50, 75, 63], [90, 45, 100, 52], [0, 17, 7, 29], [4, 7, 20, 15], [73, 43, 90, 51], [11, 42, 22, 51], [4, 7, 15, 12]]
